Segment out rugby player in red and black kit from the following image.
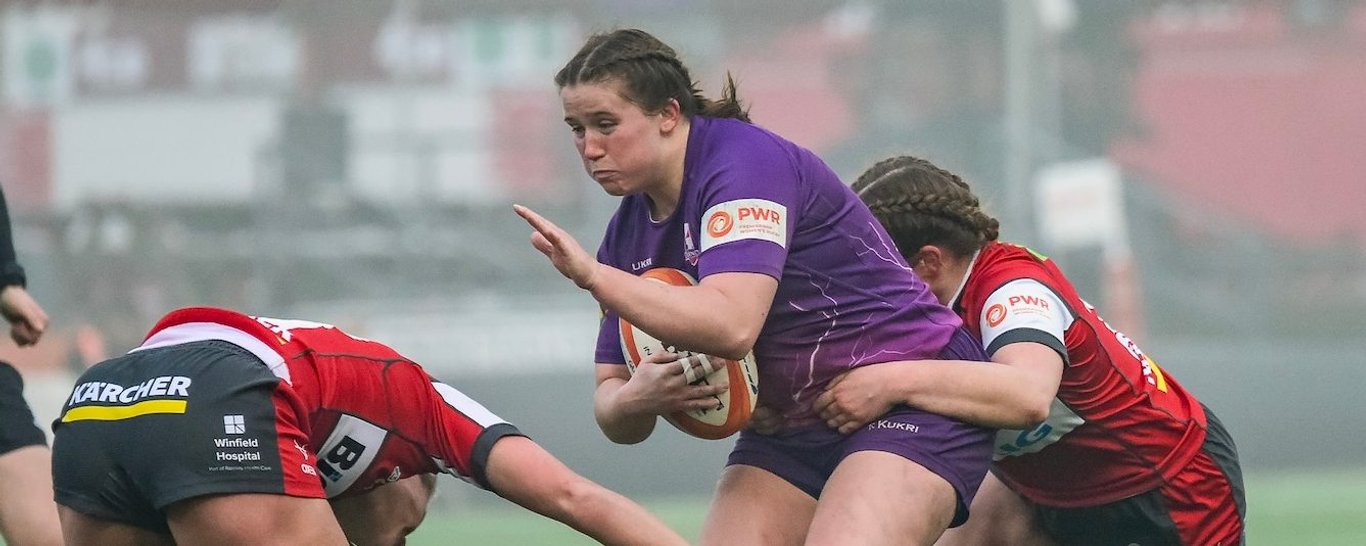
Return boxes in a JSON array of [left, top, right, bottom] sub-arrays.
[[804, 156, 1245, 546], [51, 306, 687, 546]]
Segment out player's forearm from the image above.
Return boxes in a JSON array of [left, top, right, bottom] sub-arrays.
[[558, 485, 688, 546], [487, 438, 687, 546], [593, 379, 658, 444], [900, 360, 1056, 429], [588, 264, 759, 359]]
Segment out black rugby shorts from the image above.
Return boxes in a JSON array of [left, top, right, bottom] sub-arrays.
[[51, 340, 323, 532], [0, 361, 46, 454]]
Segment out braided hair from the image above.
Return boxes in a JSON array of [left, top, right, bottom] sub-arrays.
[[554, 28, 750, 122], [852, 155, 1000, 261]]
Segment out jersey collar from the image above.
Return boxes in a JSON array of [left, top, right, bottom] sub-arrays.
[[948, 249, 981, 311]]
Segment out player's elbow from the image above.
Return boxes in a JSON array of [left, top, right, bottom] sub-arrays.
[[1017, 403, 1051, 429], [594, 413, 652, 445], [710, 324, 759, 361], [1011, 391, 1054, 429], [601, 427, 649, 445]]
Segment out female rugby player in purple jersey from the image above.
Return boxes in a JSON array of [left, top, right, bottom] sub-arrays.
[[516, 28, 994, 546]]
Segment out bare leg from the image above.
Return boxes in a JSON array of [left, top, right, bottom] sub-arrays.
[[937, 472, 1055, 546], [806, 451, 957, 546], [165, 493, 348, 546], [330, 474, 437, 546], [0, 445, 63, 546], [57, 506, 174, 546], [699, 464, 816, 546]]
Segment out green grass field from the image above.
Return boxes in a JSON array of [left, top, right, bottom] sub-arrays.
[[5, 469, 1357, 544], [405, 469, 1366, 545]]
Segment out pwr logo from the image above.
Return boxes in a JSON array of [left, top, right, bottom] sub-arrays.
[[700, 199, 788, 251], [1008, 294, 1050, 310], [985, 304, 1007, 327], [1006, 293, 1053, 321], [738, 205, 781, 223], [707, 210, 734, 238]]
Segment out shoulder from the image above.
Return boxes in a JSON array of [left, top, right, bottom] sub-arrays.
[[961, 244, 1056, 309], [975, 243, 1054, 284], [693, 117, 799, 166]]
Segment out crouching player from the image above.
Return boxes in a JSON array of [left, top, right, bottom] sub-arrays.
[[51, 306, 687, 546]]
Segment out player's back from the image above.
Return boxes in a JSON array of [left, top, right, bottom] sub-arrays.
[[145, 307, 516, 498]]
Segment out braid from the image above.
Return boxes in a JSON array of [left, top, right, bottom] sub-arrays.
[[556, 29, 750, 122], [853, 156, 999, 260]]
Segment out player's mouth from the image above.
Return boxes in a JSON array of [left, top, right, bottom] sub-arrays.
[[591, 169, 620, 183]]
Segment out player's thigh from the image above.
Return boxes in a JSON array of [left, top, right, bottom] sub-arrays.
[[330, 474, 437, 546], [165, 493, 347, 546], [0, 445, 63, 546], [57, 505, 175, 546], [937, 472, 1055, 546], [807, 450, 958, 546], [699, 464, 815, 546]]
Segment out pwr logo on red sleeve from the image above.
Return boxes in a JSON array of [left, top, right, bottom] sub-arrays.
[[701, 199, 788, 251]]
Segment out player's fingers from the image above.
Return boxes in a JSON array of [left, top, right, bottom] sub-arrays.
[[512, 204, 550, 231], [678, 354, 699, 383], [529, 232, 555, 256], [687, 383, 721, 400], [699, 382, 727, 396], [684, 399, 715, 412], [640, 356, 686, 387], [27, 305, 48, 332], [750, 407, 783, 435], [20, 323, 41, 345], [514, 204, 567, 244], [10, 326, 31, 346], [698, 355, 721, 376], [812, 391, 833, 415], [641, 351, 678, 366]]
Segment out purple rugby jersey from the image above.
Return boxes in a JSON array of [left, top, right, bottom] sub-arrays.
[[593, 116, 962, 424]]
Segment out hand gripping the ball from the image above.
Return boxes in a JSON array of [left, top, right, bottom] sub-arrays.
[[622, 350, 730, 416]]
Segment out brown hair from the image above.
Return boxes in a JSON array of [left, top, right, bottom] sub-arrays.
[[554, 28, 750, 122], [852, 155, 1000, 261]]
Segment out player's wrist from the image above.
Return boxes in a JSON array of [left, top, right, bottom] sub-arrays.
[[577, 262, 603, 291]]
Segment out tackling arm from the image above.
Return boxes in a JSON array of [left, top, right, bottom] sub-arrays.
[[816, 343, 1064, 432], [484, 435, 688, 546]]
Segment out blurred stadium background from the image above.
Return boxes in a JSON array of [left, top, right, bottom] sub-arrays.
[[1, 0, 1363, 543]]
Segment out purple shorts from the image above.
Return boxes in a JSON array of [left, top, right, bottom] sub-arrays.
[[727, 328, 993, 526]]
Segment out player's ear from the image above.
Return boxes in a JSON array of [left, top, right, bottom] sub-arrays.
[[658, 98, 682, 133], [911, 246, 944, 278]]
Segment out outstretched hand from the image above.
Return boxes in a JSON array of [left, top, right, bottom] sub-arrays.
[[513, 204, 601, 290], [0, 285, 47, 346]]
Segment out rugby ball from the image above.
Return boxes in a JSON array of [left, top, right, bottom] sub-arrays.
[[619, 267, 760, 440]]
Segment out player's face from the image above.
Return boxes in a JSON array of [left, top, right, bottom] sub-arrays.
[[560, 80, 674, 197]]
